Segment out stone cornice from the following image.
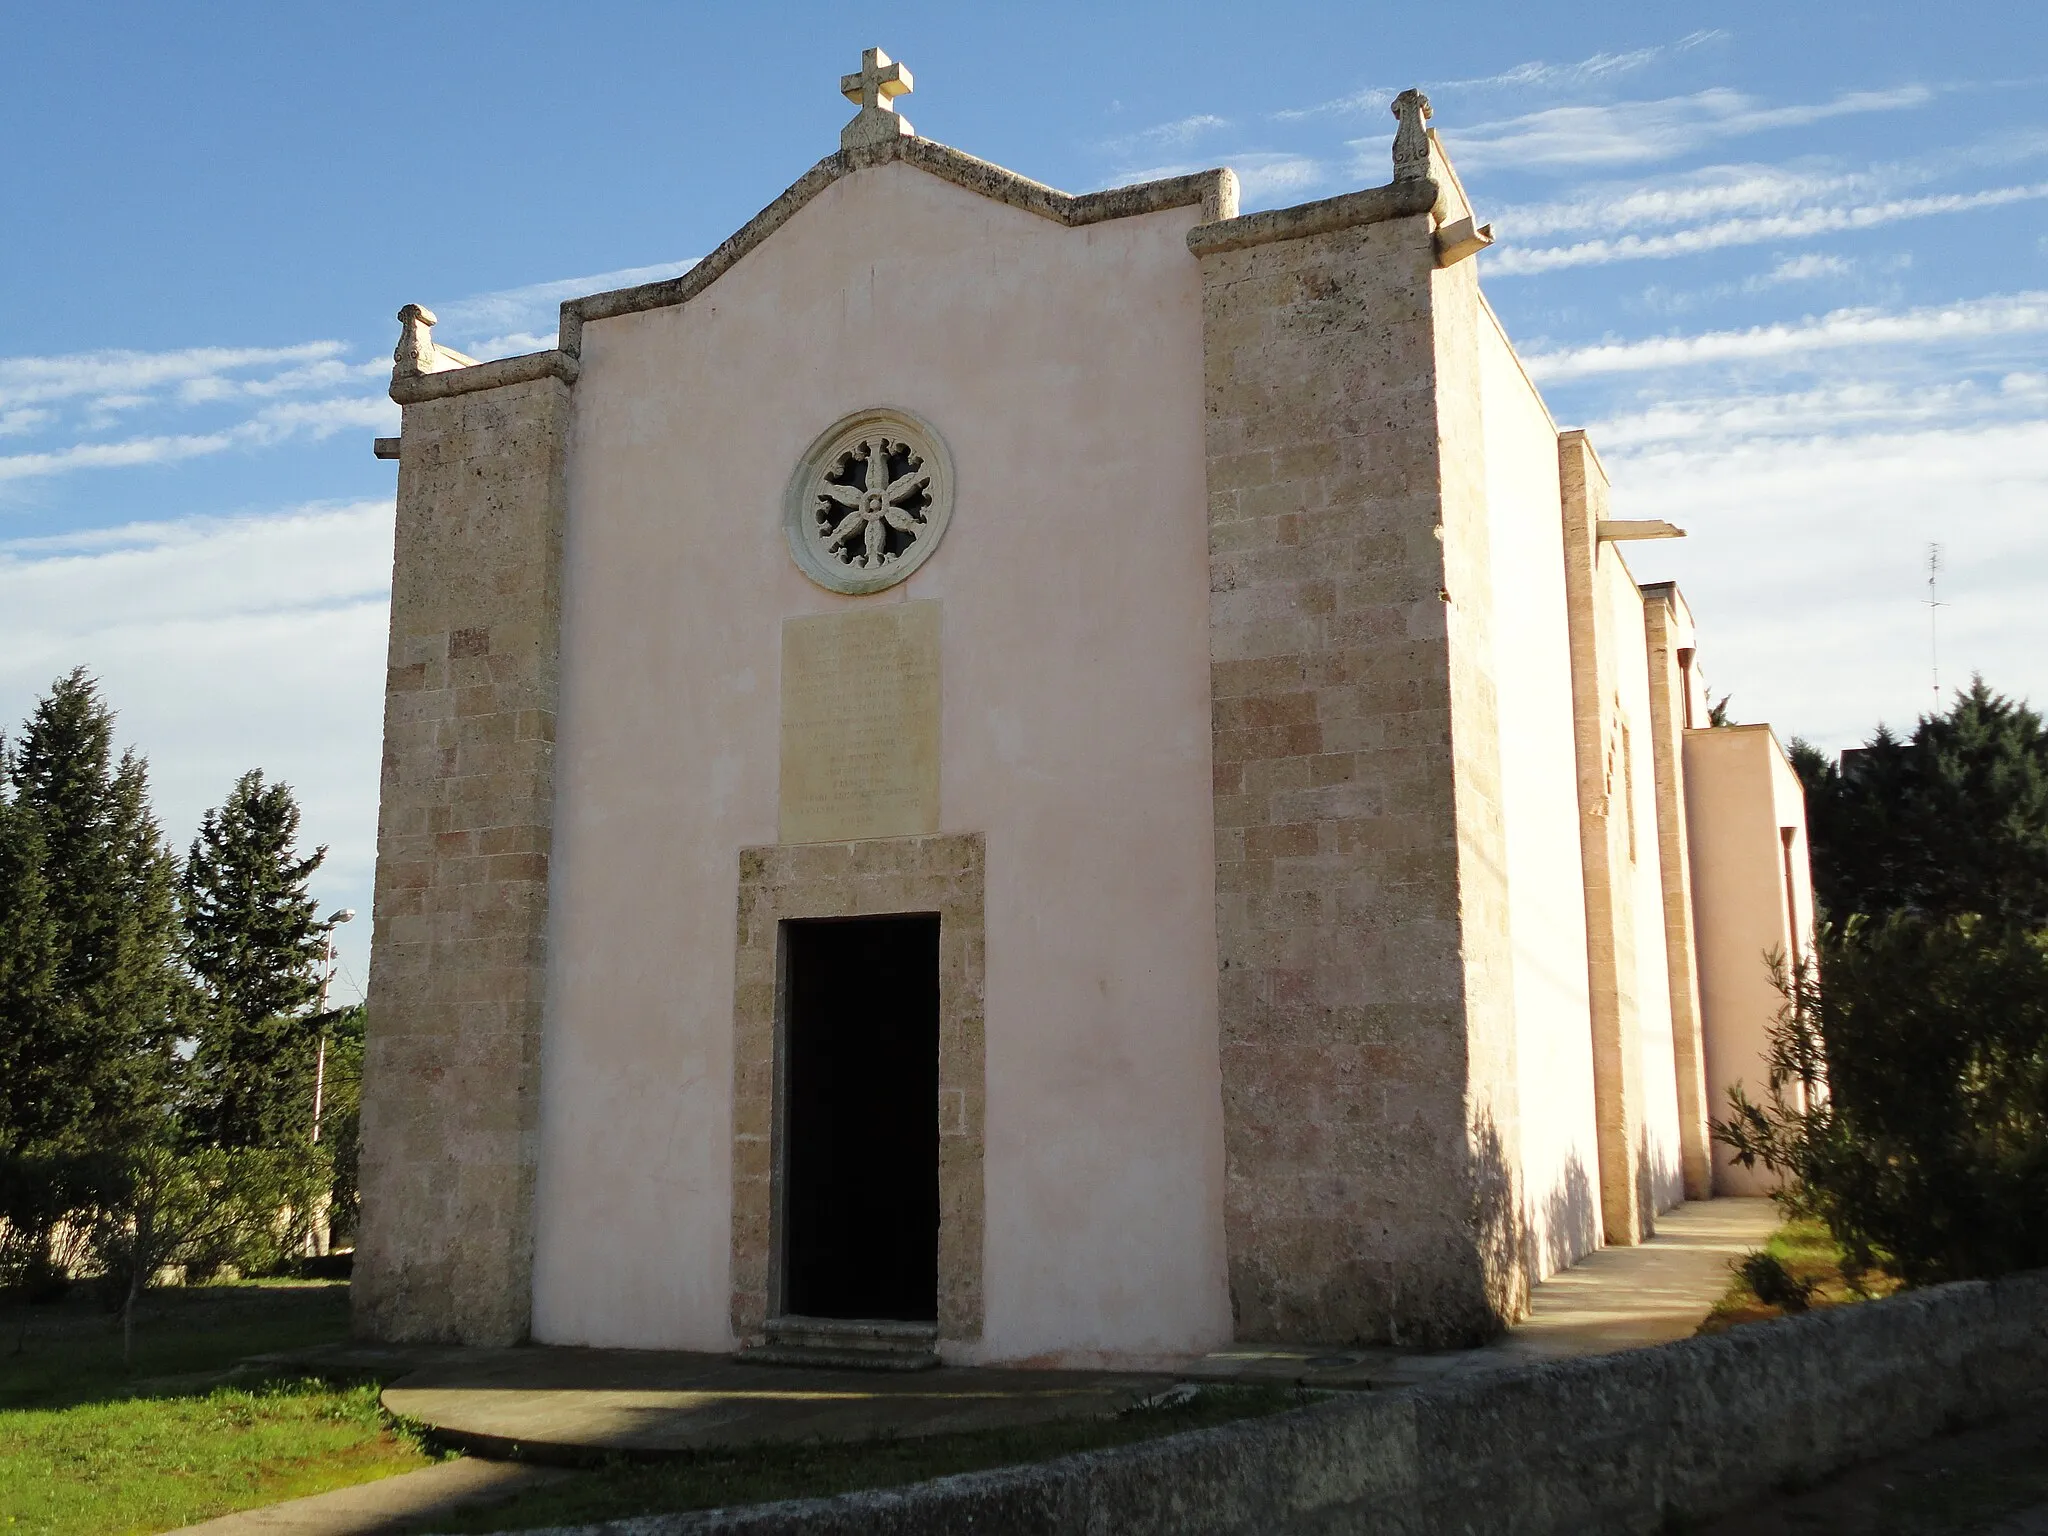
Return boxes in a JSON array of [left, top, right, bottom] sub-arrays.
[[1185, 177, 1438, 258], [388, 349, 578, 406], [557, 139, 1239, 357]]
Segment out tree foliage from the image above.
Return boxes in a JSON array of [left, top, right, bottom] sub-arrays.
[[1726, 681, 2048, 1286], [0, 673, 186, 1293], [181, 770, 328, 1148], [1717, 921, 2048, 1285], [0, 674, 346, 1313], [316, 1006, 365, 1242], [1791, 678, 2048, 928], [0, 670, 184, 1159], [90, 1139, 329, 1362]]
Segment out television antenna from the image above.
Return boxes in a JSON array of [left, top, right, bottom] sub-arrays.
[[1924, 543, 1946, 710]]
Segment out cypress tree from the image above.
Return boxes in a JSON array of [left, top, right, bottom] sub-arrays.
[[1733, 680, 2048, 1284], [0, 672, 182, 1290], [0, 797, 63, 1154], [181, 770, 328, 1147], [0, 669, 182, 1157], [1793, 678, 2048, 928]]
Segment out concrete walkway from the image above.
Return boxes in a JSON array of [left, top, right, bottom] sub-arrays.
[[1185, 1195, 1781, 1388], [169, 1459, 569, 1536], [381, 1353, 1177, 1459], [182, 1197, 1779, 1533], [380, 1197, 1779, 1454]]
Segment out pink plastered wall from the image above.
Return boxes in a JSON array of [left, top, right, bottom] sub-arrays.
[[527, 162, 1230, 1361], [1685, 724, 1814, 1195], [1598, 550, 1688, 1217], [1475, 306, 1605, 1279]]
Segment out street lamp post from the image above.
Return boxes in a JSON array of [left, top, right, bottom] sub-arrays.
[[311, 908, 355, 1144]]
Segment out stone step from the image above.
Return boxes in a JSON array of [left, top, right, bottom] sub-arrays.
[[741, 1315, 941, 1372]]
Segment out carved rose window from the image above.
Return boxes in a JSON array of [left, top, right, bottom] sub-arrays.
[[785, 408, 954, 594]]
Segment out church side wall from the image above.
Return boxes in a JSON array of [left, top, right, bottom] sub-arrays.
[[1685, 725, 1812, 1195], [1432, 237, 1526, 1328], [530, 162, 1229, 1362], [1602, 559, 1686, 1215], [1474, 312, 1602, 1279], [1641, 587, 1715, 1200], [1558, 437, 1664, 1243]]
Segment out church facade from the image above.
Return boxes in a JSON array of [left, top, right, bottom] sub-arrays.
[[354, 55, 1814, 1363]]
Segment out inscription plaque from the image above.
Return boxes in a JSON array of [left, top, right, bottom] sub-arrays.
[[779, 601, 940, 843]]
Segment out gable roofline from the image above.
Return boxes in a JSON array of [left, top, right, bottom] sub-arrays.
[[555, 137, 1239, 358], [389, 99, 1470, 408]]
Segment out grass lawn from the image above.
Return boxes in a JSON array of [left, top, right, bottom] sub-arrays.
[[0, 1280, 436, 1536], [428, 1385, 1304, 1533], [1698, 1214, 1904, 1335]]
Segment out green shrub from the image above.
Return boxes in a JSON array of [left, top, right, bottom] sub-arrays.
[[1714, 916, 2048, 1285], [1739, 1251, 1817, 1312]]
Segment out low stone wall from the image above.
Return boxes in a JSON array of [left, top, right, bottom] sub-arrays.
[[529, 1271, 2048, 1535]]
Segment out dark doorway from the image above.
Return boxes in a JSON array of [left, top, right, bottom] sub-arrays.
[[781, 914, 940, 1322]]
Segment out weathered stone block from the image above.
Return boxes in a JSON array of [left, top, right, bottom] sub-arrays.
[[1200, 200, 1522, 1347], [353, 374, 569, 1347]]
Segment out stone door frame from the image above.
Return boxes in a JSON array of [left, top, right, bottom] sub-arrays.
[[731, 833, 986, 1347]]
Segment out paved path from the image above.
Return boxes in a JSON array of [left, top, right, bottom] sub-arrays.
[[194, 1197, 1779, 1533], [377, 1197, 1778, 1452], [1186, 1194, 1781, 1389], [381, 1352, 1175, 1459], [170, 1459, 569, 1536]]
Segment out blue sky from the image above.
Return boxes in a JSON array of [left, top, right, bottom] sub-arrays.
[[4, 1, 2043, 1002]]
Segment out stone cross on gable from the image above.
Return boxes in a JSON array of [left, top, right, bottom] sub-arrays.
[[840, 46, 915, 150]]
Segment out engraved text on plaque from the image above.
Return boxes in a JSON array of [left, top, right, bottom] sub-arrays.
[[778, 601, 940, 843]]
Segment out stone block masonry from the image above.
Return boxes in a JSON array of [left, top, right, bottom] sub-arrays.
[[354, 373, 569, 1346], [729, 834, 986, 1352], [1195, 183, 1523, 1348]]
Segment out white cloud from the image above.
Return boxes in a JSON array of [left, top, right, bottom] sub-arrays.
[[1491, 164, 1874, 240], [174, 356, 387, 404], [1271, 31, 1726, 123], [1273, 86, 1393, 124], [245, 395, 399, 440], [1438, 85, 1933, 171], [0, 501, 396, 1006], [431, 260, 697, 358], [0, 408, 52, 437], [1099, 113, 1230, 156], [1587, 375, 2048, 451], [1108, 151, 1327, 206], [467, 330, 558, 361], [1230, 153, 1328, 200], [0, 395, 399, 483], [0, 342, 348, 412], [0, 432, 238, 482], [1440, 46, 1666, 93], [1751, 252, 1854, 286], [1608, 417, 2048, 751], [1490, 180, 2048, 273], [1524, 291, 2048, 380]]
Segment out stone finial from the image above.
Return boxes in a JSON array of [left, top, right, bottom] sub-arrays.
[[391, 303, 481, 382], [840, 46, 915, 150], [393, 304, 440, 378], [1391, 89, 1433, 181]]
